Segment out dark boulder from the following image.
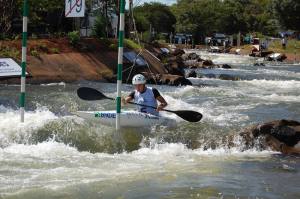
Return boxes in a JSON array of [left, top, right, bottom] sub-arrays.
[[172, 49, 185, 56], [237, 120, 300, 154], [142, 73, 192, 86], [187, 70, 197, 78], [160, 74, 192, 86], [222, 64, 231, 69], [202, 60, 214, 67]]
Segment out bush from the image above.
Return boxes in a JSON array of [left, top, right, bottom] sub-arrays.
[[50, 48, 60, 54], [98, 38, 112, 47], [67, 31, 80, 46], [109, 43, 117, 51], [0, 33, 4, 40], [141, 31, 152, 42], [38, 43, 48, 52], [30, 49, 39, 57], [93, 15, 107, 38], [124, 39, 141, 49], [0, 47, 20, 60]]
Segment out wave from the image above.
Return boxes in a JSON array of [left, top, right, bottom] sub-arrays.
[[0, 106, 58, 147]]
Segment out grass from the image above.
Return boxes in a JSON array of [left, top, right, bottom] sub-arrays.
[[124, 39, 141, 49], [0, 46, 20, 60], [268, 39, 300, 54], [50, 47, 60, 54], [30, 49, 39, 57]]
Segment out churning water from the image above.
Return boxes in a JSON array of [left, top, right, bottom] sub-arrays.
[[0, 53, 299, 198]]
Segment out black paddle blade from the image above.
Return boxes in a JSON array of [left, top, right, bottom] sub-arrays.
[[173, 110, 203, 122], [77, 87, 109, 101]]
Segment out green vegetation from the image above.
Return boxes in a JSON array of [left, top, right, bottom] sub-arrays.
[[0, 46, 20, 60], [37, 43, 48, 52], [30, 49, 39, 57], [50, 47, 60, 54], [272, 0, 300, 30], [93, 15, 108, 38], [171, 0, 279, 42], [67, 31, 80, 47], [124, 39, 141, 49], [109, 43, 117, 51], [132, 0, 300, 44], [98, 38, 112, 47], [134, 2, 176, 33], [268, 39, 300, 53]]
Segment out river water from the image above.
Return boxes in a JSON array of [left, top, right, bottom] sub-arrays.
[[0, 52, 299, 198]]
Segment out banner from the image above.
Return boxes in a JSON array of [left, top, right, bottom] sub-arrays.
[[0, 58, 24, 77], [65, 0, 85, 17]]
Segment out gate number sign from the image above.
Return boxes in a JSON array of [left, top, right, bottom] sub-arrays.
[[0, 58, 25, 77], [65, 0, 85, 17]]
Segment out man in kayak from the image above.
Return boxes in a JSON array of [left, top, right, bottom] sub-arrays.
[[122, 74, 168, 116]]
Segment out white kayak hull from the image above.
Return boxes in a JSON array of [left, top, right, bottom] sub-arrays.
[[74, 110, 177, 128]]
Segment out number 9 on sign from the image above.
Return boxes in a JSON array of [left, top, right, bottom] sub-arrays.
[[65, 0, 85, 18]]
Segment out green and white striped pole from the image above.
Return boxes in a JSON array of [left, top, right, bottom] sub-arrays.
[[116, 0, 125, 130], [20, 0, 28, 122]]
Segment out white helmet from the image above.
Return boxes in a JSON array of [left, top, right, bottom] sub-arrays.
[[132, 74, 146, 85]]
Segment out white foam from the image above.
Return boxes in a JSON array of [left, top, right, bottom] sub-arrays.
[[40, 82, 66, 86], [244, 79, 300, 89], [185, 49, 256, 64], [0, 107, 58, 146], [130, 143, 276, 159], [2, 140, 80, 158]]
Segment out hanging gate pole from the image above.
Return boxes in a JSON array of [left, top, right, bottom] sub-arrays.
[[20, 0, 28, 122], [116, 0, 125, 130]]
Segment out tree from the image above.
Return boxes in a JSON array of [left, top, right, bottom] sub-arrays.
[[172, 0, 278, 39], [272, 0, 300, 30], [134, 3, 176, 33], [0, 0, 18, 34]]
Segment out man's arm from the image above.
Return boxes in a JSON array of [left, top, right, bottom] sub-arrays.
[[152, 88, 167, 111], [156, 95, 168, 111], [122, 91, 134, 105]]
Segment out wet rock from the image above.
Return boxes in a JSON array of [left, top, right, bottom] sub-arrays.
[[253, 63, 265, 66], [172, 49, 185, 56], [266, 53, 287, 62], [165, 56, 185, 76], [202, 60, 214, 67], [187, 70, 197, 78], [142, 73, 192, 86], [188, 53, 200, 60], [219, 74, 240, 81], [181, 53, 190, 61], [260, 51, 273, 57], [222, 64, 231, 69], [237, 120, 300, 154], [160, 74, 192, 86]]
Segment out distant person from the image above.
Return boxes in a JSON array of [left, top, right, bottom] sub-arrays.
[[122, 74, 168, 116], [281, 35, 287, 49]]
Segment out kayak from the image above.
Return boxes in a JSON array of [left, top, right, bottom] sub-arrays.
[[74, 110, 177, 128]]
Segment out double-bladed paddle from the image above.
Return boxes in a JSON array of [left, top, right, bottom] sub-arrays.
[[77, 87, 203, 122]]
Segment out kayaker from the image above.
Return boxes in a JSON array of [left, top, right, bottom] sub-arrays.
[[122, 74, 168, 116]]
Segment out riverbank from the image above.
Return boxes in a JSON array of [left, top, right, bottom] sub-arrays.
[[1, 38, 299, 85], [190, 39, 300, 63], [0, 38, 192, 85]]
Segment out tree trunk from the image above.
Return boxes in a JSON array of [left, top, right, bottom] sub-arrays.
[[0, 0, 17, 34]]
